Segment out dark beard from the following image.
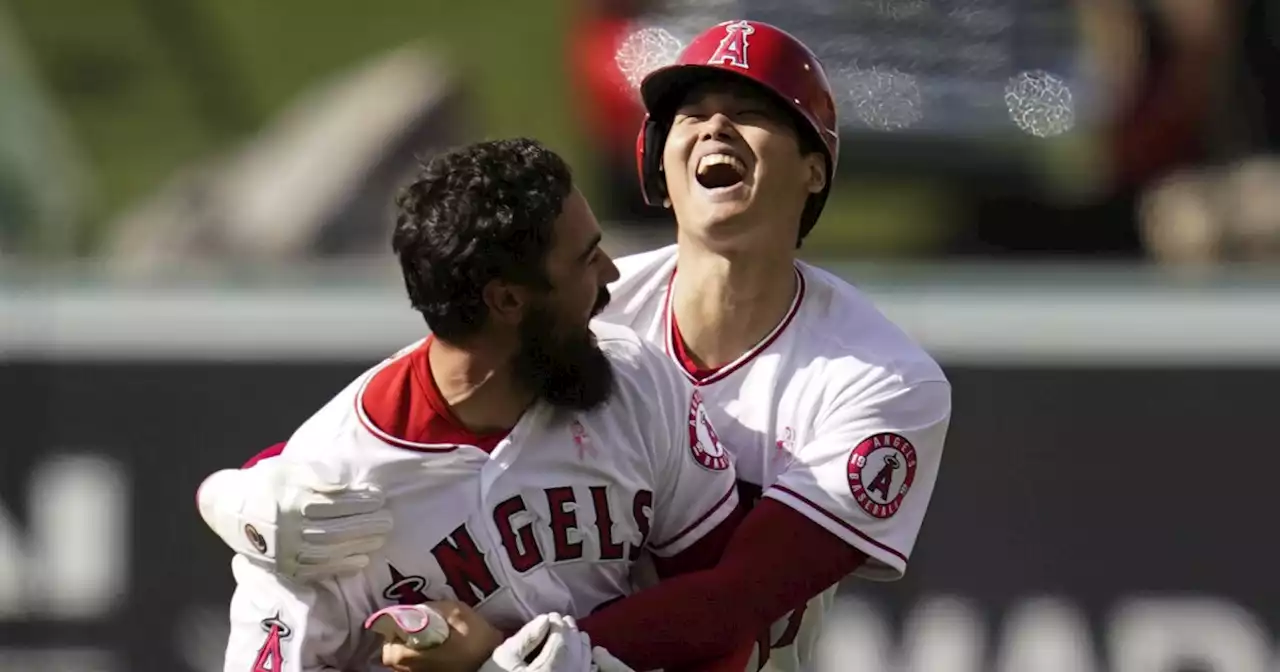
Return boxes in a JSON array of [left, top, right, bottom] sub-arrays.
[[510, 292, 614, 412]]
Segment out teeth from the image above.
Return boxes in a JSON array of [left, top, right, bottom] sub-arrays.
[[696, 153, 745, 176]]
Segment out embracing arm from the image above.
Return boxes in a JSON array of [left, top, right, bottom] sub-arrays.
[[581, 378, 952, 671], [579, 498, 866, 670]]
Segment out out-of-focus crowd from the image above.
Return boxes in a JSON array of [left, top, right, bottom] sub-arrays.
[[1, 0, 1277, 266]]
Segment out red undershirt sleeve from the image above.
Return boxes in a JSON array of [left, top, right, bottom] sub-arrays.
[[579, 498, 868, 671], [242, 442, 287, 469], [652, 498, 750, 578]]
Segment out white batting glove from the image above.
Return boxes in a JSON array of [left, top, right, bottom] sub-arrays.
[[480, 614, 599, 672], [590, 646, 634, 672], [195, 460, 393, 580]]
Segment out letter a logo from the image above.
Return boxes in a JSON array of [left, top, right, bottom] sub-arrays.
[[253, 614, 292, 672], [708, 21, 754, 69], [867, 454, 900, 501]]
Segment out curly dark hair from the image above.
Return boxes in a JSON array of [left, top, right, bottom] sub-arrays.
[[392, 137, 574, 342]]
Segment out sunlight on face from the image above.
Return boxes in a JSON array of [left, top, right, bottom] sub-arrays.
[[662, 80, 825, 250]]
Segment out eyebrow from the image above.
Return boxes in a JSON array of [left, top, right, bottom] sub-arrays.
[[578, 233, 603, 262]]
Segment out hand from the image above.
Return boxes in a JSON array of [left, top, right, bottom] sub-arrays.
[[195, 460, 393, 579], [377, 600, 505, 672], [591, 645, 635, 672], [364, 604, 452, 651], [478, 613, 595, 672]]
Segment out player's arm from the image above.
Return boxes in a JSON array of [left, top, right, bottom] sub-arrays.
[[627, 337, 745, 572], [196, 452, 393, 580], [578, 499, 864, 670], [243, 441, 287, 467], [641, 385, 743, 564], [579, 380, 952, 670], [224, 554, 371, 672]]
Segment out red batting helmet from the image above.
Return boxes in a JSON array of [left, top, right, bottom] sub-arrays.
[[635, 20, 839, 243]]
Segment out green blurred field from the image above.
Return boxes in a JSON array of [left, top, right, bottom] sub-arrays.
[[7, 0, 942, 256]]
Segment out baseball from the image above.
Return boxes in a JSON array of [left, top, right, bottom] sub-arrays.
[[364, 604, 452, 650]]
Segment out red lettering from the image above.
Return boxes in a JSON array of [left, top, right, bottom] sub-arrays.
[[773, 604, 808, 649], [431, 524, 499, 606], [754, 629, 772, 670], [629, 490, 653, 561], [545, 487, 583, 562], [591, 486, 626, 561], [253, 616, 291, 672], [709, 21, 753, 69], [494, 496, 544, 573], [252, 624, 285, 672]]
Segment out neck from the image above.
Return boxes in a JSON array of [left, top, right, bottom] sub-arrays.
[[671, 238, 798, 369], [427, 336, 535, 433]]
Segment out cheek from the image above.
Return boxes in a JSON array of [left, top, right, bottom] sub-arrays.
[[661, 133, 692, 189], [750, 136, 802, 184], [570, 277, 598, 316]]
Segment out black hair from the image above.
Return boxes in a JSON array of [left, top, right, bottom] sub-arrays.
[[392, 137, 574, 342]]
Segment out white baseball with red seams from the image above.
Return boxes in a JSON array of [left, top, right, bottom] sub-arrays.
[[364, 604, 451, 650]]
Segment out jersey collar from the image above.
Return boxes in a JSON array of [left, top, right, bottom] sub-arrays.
[[662, 264, 806, 386]]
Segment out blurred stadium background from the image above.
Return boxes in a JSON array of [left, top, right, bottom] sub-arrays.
[[2, 0, 1280, 670]]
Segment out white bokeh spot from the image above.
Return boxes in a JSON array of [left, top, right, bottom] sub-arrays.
[[838, 65, 924, 131], [614, 26, 684, 94], [1004, 70, 1075, 138], [865, 0, 928, 20]]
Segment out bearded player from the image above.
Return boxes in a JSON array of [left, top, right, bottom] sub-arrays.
[[212, 137, 747, 672], [199, 21, 952, 672]]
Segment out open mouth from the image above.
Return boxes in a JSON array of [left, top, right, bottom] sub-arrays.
[[695, 153, 747, 190]]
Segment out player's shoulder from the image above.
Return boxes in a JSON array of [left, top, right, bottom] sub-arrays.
[[612, 244, 678, 281], [583, 321, 698, 463], [590, 320, 689, 397], [278, 339, 427, 467], [795, 262, 947, 389], [591, 320, 674, 376], [602, 245, 678, 318]]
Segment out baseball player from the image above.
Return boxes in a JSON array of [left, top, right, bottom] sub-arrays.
[[199, 20, 952, 672], [211, 138, 746, 672]]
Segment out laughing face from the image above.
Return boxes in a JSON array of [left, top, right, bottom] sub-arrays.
[[661, 78, 827, 250]]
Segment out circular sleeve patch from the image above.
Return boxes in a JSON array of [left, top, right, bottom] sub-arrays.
[[847, 432, 918, 519], [687, 391, 730, 471], [244, 523, 268, 554]]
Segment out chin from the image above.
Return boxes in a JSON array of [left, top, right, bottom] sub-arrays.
[[679, 215, 753, 253], [694, 208, 803, 255], [688, 197, 752, 226]]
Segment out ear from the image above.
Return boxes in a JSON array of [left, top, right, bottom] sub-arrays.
[[482, 279, 528, 327], [804, 153, 827, 195]]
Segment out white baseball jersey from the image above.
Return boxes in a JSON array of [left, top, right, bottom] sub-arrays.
[[602, 245, 952, 672], [223, 320, 740, 672]]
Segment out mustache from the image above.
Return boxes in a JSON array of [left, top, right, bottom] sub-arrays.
[[591, 287, 611, 318]]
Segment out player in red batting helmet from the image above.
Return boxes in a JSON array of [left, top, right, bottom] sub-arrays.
[[635, 20, 839, 248]]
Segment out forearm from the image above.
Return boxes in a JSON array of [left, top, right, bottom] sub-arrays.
[[224, 556, 358, 672], [579, 499, 867, 670]]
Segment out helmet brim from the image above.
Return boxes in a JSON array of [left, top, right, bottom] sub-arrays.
[[639, 63, 833, 164], [639, 64, 764, 119]]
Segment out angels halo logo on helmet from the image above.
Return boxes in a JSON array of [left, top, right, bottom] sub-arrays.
[[634, 20, 840, 244]]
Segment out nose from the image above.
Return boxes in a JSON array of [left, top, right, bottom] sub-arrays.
[[599, 251, 621, 284], [699, 113, 738, 143]]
